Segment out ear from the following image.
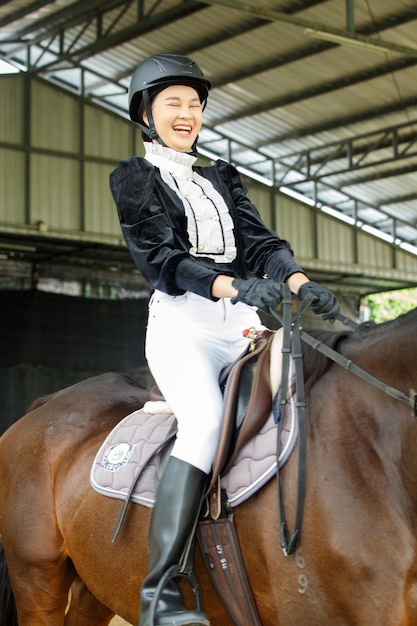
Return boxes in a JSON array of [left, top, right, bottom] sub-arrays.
[[142, 110, 149, 125]]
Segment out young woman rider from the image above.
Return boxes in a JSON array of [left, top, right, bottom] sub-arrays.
[[110, 53, 340, 626]]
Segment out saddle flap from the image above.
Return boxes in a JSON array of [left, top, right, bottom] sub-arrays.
[[209, 330, 274, 490]]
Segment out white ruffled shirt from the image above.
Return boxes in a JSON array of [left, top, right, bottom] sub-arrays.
[[144, 143, 237, 264]]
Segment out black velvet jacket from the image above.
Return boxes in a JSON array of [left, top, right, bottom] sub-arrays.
[[110, 157, 304, 300]]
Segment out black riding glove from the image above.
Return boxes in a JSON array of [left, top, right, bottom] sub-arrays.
[[297, 281, 340, 321], [231, 278, 283, 313]]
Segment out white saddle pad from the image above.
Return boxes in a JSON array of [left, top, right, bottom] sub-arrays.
[[90, 384, 297, 509]]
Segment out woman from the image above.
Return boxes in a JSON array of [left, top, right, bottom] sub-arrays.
[[110, 53, 339, 626]]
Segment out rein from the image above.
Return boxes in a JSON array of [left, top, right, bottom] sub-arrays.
[[299, 325, 417, 413], [269, 287, 417, 557], [272, 286, 307, 555]]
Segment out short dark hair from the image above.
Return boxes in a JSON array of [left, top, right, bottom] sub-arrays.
[[136, 99, 150, 142]]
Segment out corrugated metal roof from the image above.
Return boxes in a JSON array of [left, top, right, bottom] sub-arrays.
[[2, 0, 417, 253]]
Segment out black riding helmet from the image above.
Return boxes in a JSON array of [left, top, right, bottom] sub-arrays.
[[128, 53, 212, 146]]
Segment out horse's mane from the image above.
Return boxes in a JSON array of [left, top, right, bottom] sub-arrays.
[[353, 307, 417, 339]]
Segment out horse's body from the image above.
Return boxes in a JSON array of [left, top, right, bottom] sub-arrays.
[[1, 310, 417, 625]]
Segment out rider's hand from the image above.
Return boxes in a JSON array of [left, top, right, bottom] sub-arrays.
[[297, 281, 340, 321], [231, 278, 283, 312]]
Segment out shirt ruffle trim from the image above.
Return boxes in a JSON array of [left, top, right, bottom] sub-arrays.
[[145, 145, 237, 264]]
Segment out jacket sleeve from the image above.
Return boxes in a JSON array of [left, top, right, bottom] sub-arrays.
[[216, 160, 306, 283], [110, 157, 228, 299]]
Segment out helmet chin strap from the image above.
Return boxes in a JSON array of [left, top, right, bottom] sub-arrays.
[[139, 89, 167, 147]]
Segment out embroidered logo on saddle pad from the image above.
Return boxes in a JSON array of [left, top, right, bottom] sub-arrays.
[[103, 443, 133, 471]]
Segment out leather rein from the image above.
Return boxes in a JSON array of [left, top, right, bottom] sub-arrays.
[[269, 285, 417, 557]]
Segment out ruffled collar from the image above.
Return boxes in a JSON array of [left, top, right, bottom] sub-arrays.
[[144, 143, 197, 180]]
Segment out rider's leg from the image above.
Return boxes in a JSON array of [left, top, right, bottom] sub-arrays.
[[138, 456, 209, 626]]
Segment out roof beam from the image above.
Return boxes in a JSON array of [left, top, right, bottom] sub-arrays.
[[210, 6, 417, 125], [0, 0, 56, 29], [377, 192, 417, 209], [200, 119, 417, 242], [199, 0, 417, 57], [269, 95, 417, 145], [213, 6, 417, 90], [9, 1, 206, 72], [114, 0, 330, 82], [275, 126, 417, 185], [341, 164, 417, 188], [2, 0, 135, 39], [113, 16, 270, 83], [218, 56, 417, 131]]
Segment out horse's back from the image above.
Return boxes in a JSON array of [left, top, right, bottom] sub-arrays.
[[0, 371, 151, 504], [2, 371, 149, 442]]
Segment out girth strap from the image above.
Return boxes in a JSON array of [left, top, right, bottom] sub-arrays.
[[197, 498, 262, 626]]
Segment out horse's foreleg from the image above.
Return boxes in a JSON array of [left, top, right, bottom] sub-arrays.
[[65, 577, 116, 626]]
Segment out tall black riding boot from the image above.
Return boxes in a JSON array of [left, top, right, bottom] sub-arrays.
[[138, 456, 210, 626]]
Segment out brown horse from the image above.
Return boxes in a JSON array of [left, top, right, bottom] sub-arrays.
[[1, 309, 417, 626]]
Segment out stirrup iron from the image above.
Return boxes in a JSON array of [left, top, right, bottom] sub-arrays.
[[145, 564, 210, 626]]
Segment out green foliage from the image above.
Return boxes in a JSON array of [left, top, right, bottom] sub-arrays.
[[364, 288, 417, 323]]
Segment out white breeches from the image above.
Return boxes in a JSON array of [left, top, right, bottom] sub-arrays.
[[145, 290, 264, 473]]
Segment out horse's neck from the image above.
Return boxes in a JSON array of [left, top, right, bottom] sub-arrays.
[[337, 314, 417, 505], [343, 315, 416, 394]]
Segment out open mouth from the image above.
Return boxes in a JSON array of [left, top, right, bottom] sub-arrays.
[[173, 124, 192, 135]]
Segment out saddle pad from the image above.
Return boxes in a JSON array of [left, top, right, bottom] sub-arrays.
[[90, 385, 297, 509]]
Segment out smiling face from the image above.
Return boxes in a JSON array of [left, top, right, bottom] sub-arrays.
[[143, 84, 203, 152]]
